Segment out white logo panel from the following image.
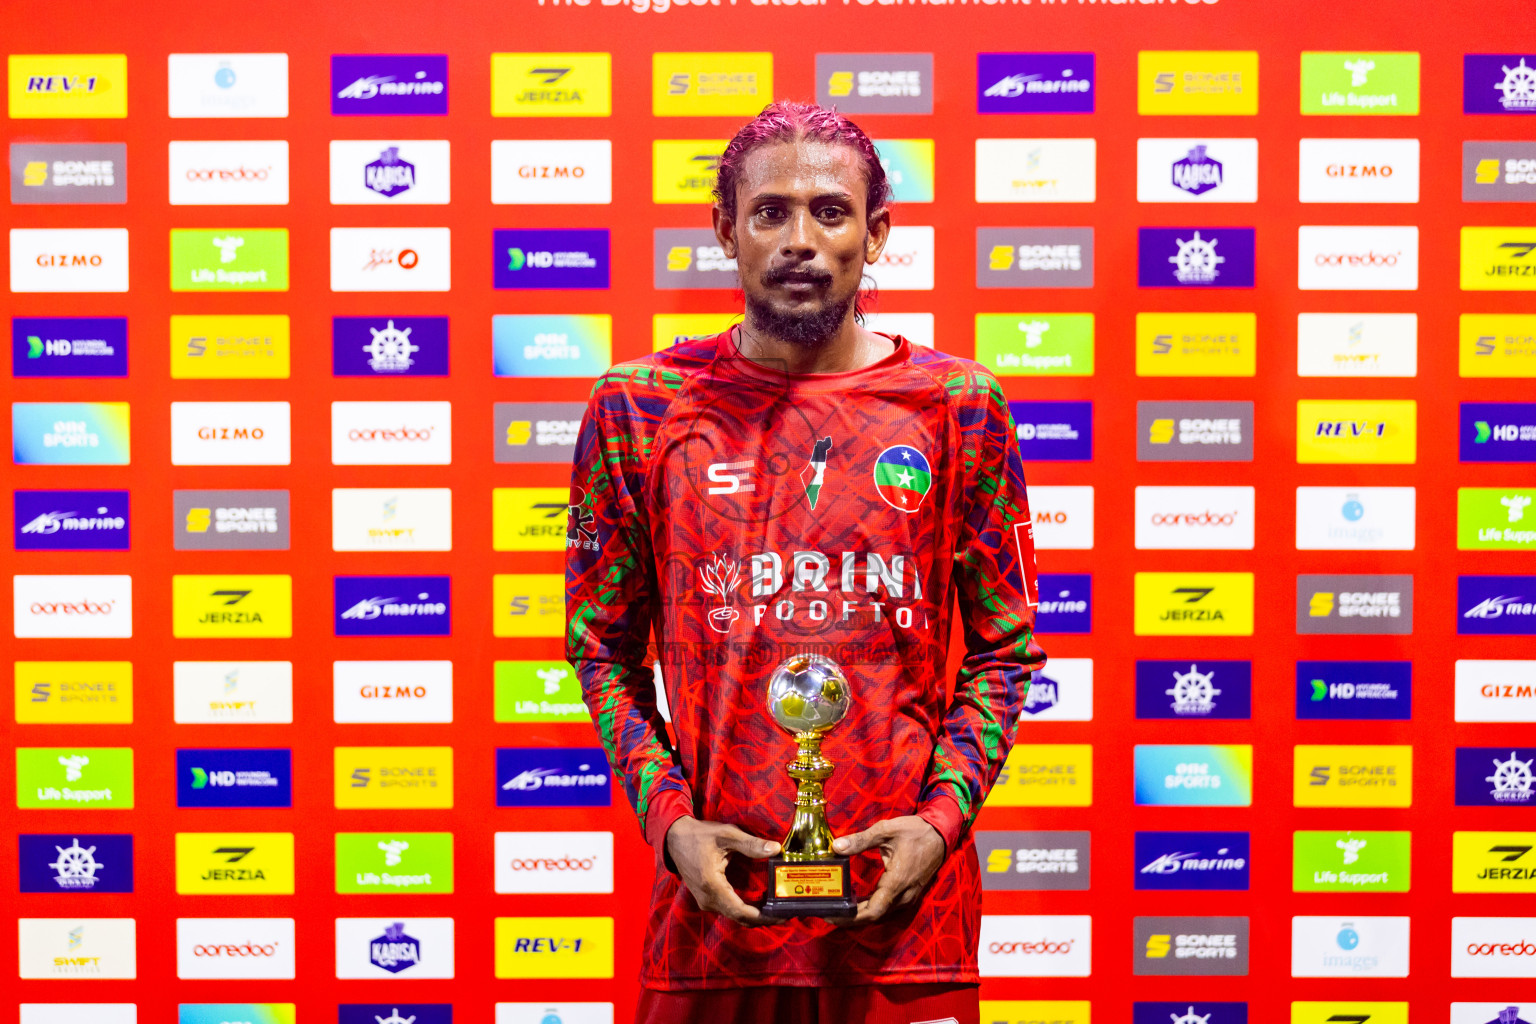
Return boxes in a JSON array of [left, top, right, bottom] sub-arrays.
[[176, 918, 296, 979], [495, 831, 616, 894], [21, 1007, 137, 1024], [1135, 486, 1255, 550], [1291, 916, 1410, 977], [14, 576, 133, 639], [862, 312, 935, 349], [334, 661, 454, 724], [1296, 313, 1418, 377], [866, 225, 934, 291], [497, 1007, 613, 1024], [978, 915, 1092, 977], [332, 488, 453, 551], [335, 917, 455, 979], [1298, 226, 1419, 291], [10, 228, 129, 293], [976, 139, 1096, 203], [1029, 486, 1094, 550], [330, 227, 451, 292], [329, 141, 451, 205], [331, 401, 452, 466], [1295, 487, 1416, 551], [1456, 660, 1536, 723], [491, 140, 613, 204], [169, 141, 289, 205], [167, 53, 289, 118], [170, 401, 291, 466], [1452, 918, 1536, 977], [1136, 138, 1259, 203], [1298, 138, 1421, 204], [173, 661, 294, 724], [18, 918, 137, 979], [1020, 658, 1093, 722]]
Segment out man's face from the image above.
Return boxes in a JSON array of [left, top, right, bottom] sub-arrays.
[[714, 140, 890, 346]]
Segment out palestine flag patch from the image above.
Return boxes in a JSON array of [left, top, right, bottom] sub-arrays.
[[873, 443, 932, 513]]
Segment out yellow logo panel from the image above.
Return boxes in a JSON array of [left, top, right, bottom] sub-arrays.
[[1138, 51, 1259, 115], [494, 574, 566, 638], [334, 747, 454, 809], [1460, 313, 1536, 377], [494, 487, 572, 552], [14, 662, 132, 724], [491, 53, 611, 117], [1452, 831, 1536, 892], [1461, 227, 1536, 291], [9, 54, 127, 118], [652, 53, 772, 117], [169, 315, 291, 379], [1296, 400, 1416, 464], [172, 575, 293, 638], [1136, 312, 1256, 377], [987, 745, 1092, 807], [495, 917, 615, 978], [654, 313, 736, 352], [1133, 572, 1255, 636], [1293, 744, 1412, 807], [1292, 1004, 1407, 1024], [653, 140, 728, 204], [175, 832, 294, 894], [983, 1003, 1090, 1024]]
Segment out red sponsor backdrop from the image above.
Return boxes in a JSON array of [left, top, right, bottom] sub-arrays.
[[4, 0, 1535, 1019]]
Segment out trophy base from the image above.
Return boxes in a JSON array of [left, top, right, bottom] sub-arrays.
[[760, 856, 857, 918]]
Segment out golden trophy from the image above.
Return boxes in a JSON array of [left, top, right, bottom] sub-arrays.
[[760, 652, 858, 918]]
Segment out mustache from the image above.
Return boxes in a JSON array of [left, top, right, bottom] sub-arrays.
[[762, 265, 833, 287]]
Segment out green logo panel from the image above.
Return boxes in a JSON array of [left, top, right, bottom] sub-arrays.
[[335, 832, 454, 893], [1459, 487, 1536, 549], [975, 314, 1094, 377], [16, 747, 134, 809], [170, 228, 290, 292], [1300, 52, 1420, 114], [494, 660, 588, 722], [1293, 830, 1410, 891]]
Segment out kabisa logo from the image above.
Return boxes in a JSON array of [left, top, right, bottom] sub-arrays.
[[1034, 573, 1091, 634], [1134, 745, 1254, 807], [976, 831, 1091, 892], [370, 922, 422, 974], [1297, 661, 1412, 720], [333, 317, 449, 376], [9, 143, 126, 205], [19, 834, 133, 892], [335, 576, 451, 637], [977, 52, 1094, 113], [1135, 660, 1252, 720], [1297, 575, 1414, 635], [497, 748, 612, 808], [494, 229, 610, 290], [14, 490, 129, 551], [1135, 916, 1250, 975], [11, 316, 127, 378], [1459, 576, 1536, 635], [365, 147, 415, 197], [1295, 830, 1411, 892], [1138, 401, 1254, 462], [814, 53, 932, 114], [177, 748, 292, 808], [339, 1008, 452, 1024], [1020, 659, 1092, 721], [1133, 1004, 1248, 1024], [1457, 748, 1536, 806], [1009, 401, 1092, 462], [332, 55, 448, 115], [1138, 227, 1256, 288], [1466, 55, 1536, 114], [1463, 402, 1536, 461], [1135, 832, 1251, 891], [1172, 145, 1224, 195]]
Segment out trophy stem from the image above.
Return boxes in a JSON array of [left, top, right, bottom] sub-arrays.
[[779, 730, 837, 861]]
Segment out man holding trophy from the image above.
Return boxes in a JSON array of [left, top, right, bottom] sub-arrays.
[[566, 101, 1044, 1024]]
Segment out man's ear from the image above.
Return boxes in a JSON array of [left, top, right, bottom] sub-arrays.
[[864, 207, 892, 265], [712, 204, 738, 259]]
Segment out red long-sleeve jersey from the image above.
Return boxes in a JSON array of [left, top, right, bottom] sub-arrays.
[[565, 328, 1044, 989]]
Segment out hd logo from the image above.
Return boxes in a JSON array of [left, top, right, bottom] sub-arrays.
[[653, 53, 772, 116], [1133, 573, 1255, 635], [172, 575, 293, 638], [175, 832, 294, 894]]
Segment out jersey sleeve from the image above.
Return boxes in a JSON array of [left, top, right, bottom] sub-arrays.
[[917, 369, 1045, 852], [566, 375, 695, 861]]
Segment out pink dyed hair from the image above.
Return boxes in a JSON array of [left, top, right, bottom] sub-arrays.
[[712, 101, 891, 222]]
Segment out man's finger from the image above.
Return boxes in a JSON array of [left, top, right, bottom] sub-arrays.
[[717, 826, 780, 859], [831, 823, 886, 857]]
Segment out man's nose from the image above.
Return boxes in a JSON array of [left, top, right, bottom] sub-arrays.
[[780, 208, 818, 256]]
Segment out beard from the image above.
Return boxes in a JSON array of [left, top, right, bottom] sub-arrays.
[[745, 265, 861, 349]]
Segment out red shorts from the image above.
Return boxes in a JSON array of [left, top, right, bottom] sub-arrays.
[[635, 983, 979, 1024]]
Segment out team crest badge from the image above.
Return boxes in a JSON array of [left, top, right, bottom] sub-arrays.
[[873, 444, 932, 513]]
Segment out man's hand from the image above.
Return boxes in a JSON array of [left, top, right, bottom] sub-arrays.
[[830, 815, 947, 926], [664, 817, 781, 927]]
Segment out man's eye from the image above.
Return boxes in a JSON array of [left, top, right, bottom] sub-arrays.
[[758, 206, 783, 219]]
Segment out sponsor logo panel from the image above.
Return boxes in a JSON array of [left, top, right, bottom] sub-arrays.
[[1025, 486, 1093, 550], [1134, 832, 1250, 890], [494, 831, 614, 894], [11, 142, 127, 204], [17, 917, 136, 978], [978, 915, 1091, 977], [494, 229, 609, 289], [494, 917, 614, 979], [176, 918, 295, 979], [1457, 747, 1536, 806], [176, 749, 291, 808], [1136, 138, 1258, 202], [495, 660, 585, 722], [329, 227, 451, 292], [1135, 312, 1254, 376], [652, 313, 735, 352], [1297, 225, 1419, 290], [975, 139, 1096, 202], [975, 831, 1090, 892], [339, 1008, 449, 1024], [180, 1007, 295, 1024], [332, 488, 452, 552], [1010, 401, 1092, 462], [168, 140, 288, 205], [495, 402, 583, 464], [1296, 313, 1418, 377], [491, 52, 611, 117], [173, 490, 290, 551], [652, 52, 772, 117], [337, 916, 457, 977], [1134, 745, 1253, 806], [333, 316, 449, 377], [652, 139, 726, 204], [1463, 402, 1536, 461], [1466, 141, 1536, 201], [493, 314, 613, 377], [977, 228, 1094, 289], [1460, 487, 1536, 549], [332, 55, 447, 115], [1293, 830, 1410, 892], [14, 661, 132, 724], [496, 1006, 611, 1024], [15, 490, 130, 551], [170, 402, 290, 466], [16, 747, 134, 809], [977, 52, 1094, 113], [167, 53, 289, 118], [174, 832, 294, 895], [1292, 1006, 1405, 1024], [1135, 485, 1254, 549], [497, 748, 612, 808], [866, 225, 934, 291], [334, 661, 453, 724], [492, 140, 610, 204], [1462, 226, 1536, 290], [1298, 138, 1419, 202], [986, 745, 1092, 808], [1291, 915, 1410, 977], [334, 747, 454, 809], [331, 401, 451, 466], [334, 575, 451, 637], [815, 53, 931, 114], [1139, 1006, 1246, 1024], [336, 833, 454, 893], [975, 313, 1094, 377], [494, 574, 566, 638], [1465, 54, 1536, 114], [19, 833, 134, 892], [1019, 658, 1092, 721], [1135, 660, 1251, 720], [1452, 831, 1536, 892], [173, 662, 292, 724], [8, 54, 128, 118], [654, 228, 737, 289], [1295, 486, 1416, 550], [874, 139, 934, 203], [1456, 660, 1536, 722], [1138, 227, 1255, 288], [1296, 661, 1412, 719], [1033, 573, 1091, 634], [1137, 51, 1259, 115], [493, 487, 569, 552], [1137, 401, 1253, 461], [169, 228, 288, 292], [12, 316, 128, 378], [13, 575, 133, 638], [1461, 313, 1536, 377], [1296, 400, 1416, 464], [1133, 572, 1255, 636], [1458, 576, 1536, 635], [329, 140, 451, 205], [1293, 745, 1413, 807], [9, 228, 129, 292], [1300, 52, 1420, 114], [169, 314, 289, 379], [1451, 917, 1536, 977], [1134, 916, 1249, 975], [171, 575, 292, 639]]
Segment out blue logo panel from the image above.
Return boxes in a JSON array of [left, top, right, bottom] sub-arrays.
[[1296, 661, 1412, 720], [1010, 401, 1093, 462], [1465, 54, 1536, 114], [333, 316, 449, 376], [334, 575, 451, 637], [493, 230, 611, 290], [331, 55, 448, 115], [1035, 573, 1091, 634], [1137, 227, 1256, 288], [340, 1008, 451, 1024], [1135, 1005, 1248, 1024], [1461, 402, 1536, 462], [176, 748, 293, 808], [1134, 832, 1250, 891], [13, 317, 128, 377], [1457, 747, 1536, 806], [15, 490, 130, 550], [1135, 660, 1252, 720], [19, 833, 133, 892], [1459, 576, 1536, 635], [977, 53, 1095, 113], [496, 747, 612, 808]]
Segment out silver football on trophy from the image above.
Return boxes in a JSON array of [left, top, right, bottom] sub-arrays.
[[766, 653, 852, 735]]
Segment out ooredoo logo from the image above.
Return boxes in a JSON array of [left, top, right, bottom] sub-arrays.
[[1136, 486, 1255, 550], [1452, 917, 1536, 977], [495, 832, 614, 893], [193, 941, 280, 957], [1298, 226, 1419, 290], [168, 141, 289, 206], [14, 575, 133, 638], [176, 917, 295, 979], [978, 915, 1091, 976], [332, 401, 452, 465]]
